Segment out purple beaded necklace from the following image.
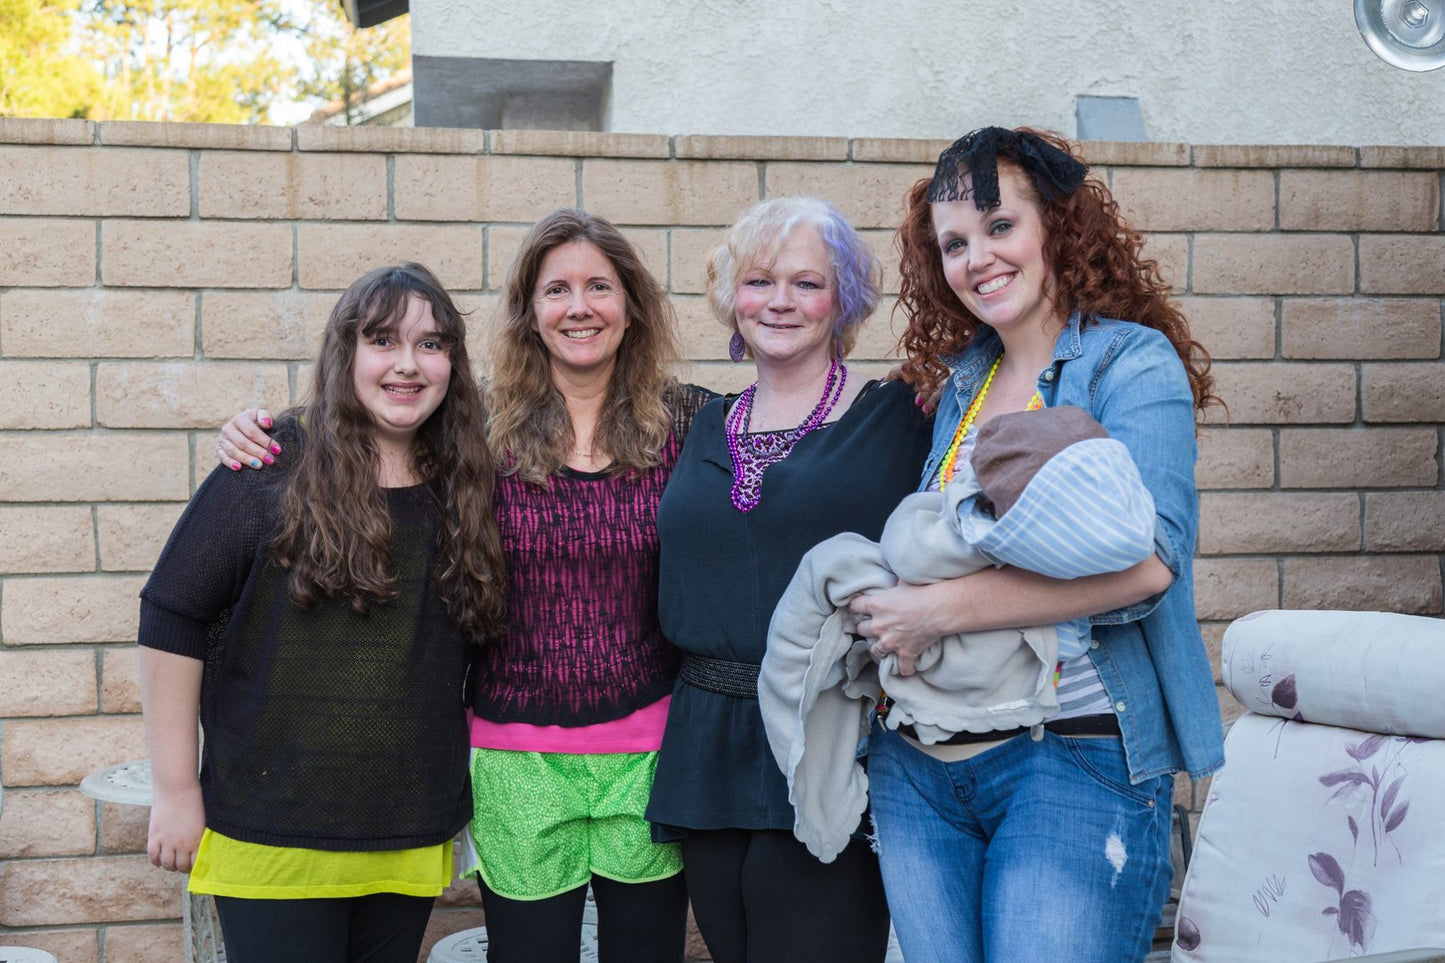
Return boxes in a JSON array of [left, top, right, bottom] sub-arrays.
[[725, 358, 847, 513]]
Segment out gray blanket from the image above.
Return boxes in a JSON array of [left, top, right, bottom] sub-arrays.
[[760, 432, 1155, 862]]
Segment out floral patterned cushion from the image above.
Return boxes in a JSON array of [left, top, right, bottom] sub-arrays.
[[1175, 609, 1445, 962], [1221, 609, 1445, 737]]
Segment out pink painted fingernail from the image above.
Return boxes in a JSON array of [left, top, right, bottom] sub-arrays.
[[263, 454, 275, 465], [270, 443, 282, 455], [229, 461, 242, 471], [261, 417, 273, 428]]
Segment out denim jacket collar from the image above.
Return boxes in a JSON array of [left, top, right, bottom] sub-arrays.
[[947, 311, 1087, 397]]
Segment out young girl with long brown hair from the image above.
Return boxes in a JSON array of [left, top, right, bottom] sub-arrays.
[[140, 263, 504, 963], [850, 127, 1223, 963]]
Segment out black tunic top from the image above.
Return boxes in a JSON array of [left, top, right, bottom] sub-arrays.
[[646, 378, 931, 835], [139, 424, 472, 851]]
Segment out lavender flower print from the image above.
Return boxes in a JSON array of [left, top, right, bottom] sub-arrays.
[[1320, 735, 1413, 867], [1309, 852, 1376, 952]]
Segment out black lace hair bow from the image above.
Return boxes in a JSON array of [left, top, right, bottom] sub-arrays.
[[926, 127, 1088, 210]]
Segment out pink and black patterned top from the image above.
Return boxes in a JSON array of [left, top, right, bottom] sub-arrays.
[[468, 383, 714, 736]]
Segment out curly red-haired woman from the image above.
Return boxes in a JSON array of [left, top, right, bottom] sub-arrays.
[[849, 127, 1224, 963]]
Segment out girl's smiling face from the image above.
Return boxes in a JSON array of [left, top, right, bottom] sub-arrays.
[[931, 163, 1061, 339], [351, 294, 452, 454]]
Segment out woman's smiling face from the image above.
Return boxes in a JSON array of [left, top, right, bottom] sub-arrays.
[[531, 239, 630, 382], [931, 163, 1060, 338], [732, 224, 839, 370]]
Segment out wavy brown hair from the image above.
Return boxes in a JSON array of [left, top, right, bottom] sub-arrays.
[[896, 128, 1218, 411], [271, 263, 505, 643], [486, 208, 681, 485]]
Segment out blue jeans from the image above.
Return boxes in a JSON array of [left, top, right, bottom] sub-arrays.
[[867, 722, 1173, 963]]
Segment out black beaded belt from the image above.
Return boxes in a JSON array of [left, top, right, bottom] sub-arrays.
[[679, 655, 760, 699], [894, 712, 1120, 745]]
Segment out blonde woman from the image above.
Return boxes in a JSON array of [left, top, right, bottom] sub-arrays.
[[646, 197, 932, 963]]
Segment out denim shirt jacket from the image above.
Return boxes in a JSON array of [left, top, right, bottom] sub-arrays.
[[921, 312, 1225, 784]]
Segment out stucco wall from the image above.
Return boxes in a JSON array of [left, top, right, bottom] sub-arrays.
[[0, 118, 1443, 960], [412, 0, 1445, 146]]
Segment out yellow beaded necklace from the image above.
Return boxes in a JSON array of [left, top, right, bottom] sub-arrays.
[[937, 353, 1045, 490]]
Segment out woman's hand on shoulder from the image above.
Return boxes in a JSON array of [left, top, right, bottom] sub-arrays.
[[147, 782, 205, 872], [217, 408, 279, 471], [883, 364, 941, 415]]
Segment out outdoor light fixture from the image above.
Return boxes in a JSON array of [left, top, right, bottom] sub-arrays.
[[1356, 0, 1445, 70]]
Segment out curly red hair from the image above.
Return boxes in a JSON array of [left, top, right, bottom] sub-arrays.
[[895, 128, 1218, 411]]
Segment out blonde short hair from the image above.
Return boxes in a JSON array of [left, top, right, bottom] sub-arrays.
[[707, 196, 881, 359]]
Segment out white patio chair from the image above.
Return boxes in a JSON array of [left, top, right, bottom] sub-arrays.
[[1172, 610, 1445, 962]]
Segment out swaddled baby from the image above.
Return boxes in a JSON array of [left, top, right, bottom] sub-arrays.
[[890, 404, 1159, 667], [759, 405, 1157, 862]]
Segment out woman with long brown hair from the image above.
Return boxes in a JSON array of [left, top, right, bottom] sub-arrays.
[[849, 128, 1224, 962], [459, 209, 705, 962], [216, 210, 708, 962], [142, 263, 503, 963]]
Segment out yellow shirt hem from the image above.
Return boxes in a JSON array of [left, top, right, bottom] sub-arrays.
[[186, 829, 453, 900]]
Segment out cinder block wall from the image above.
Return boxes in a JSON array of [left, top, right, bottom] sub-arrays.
[[0, 119, 1441, 959]]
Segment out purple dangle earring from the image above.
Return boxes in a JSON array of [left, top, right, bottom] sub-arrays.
[[728, 331, 746, 363]]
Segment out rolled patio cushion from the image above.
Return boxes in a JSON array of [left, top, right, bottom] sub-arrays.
[[1222, 609, 1445, 738]]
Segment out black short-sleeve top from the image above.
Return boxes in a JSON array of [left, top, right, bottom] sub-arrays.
[[646, 378, 932, 835]]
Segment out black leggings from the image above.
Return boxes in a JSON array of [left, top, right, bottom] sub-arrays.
[[476, 871, 688, 963], [212, 892, 435, 963], [681, 828, 890, 963]]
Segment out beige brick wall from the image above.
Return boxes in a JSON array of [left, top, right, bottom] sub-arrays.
[[0, 123, 1441, 955]]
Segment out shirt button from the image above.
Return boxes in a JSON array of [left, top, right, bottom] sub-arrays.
[[1042, 369, 1055, 382], [1115, 701, 1127, 713], [1089, 639, 1100, 650]]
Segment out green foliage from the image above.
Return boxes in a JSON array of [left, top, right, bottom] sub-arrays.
[[0, 0, 107, 117], [0, 0, 410, 124], [79, 0, 296, 123]]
